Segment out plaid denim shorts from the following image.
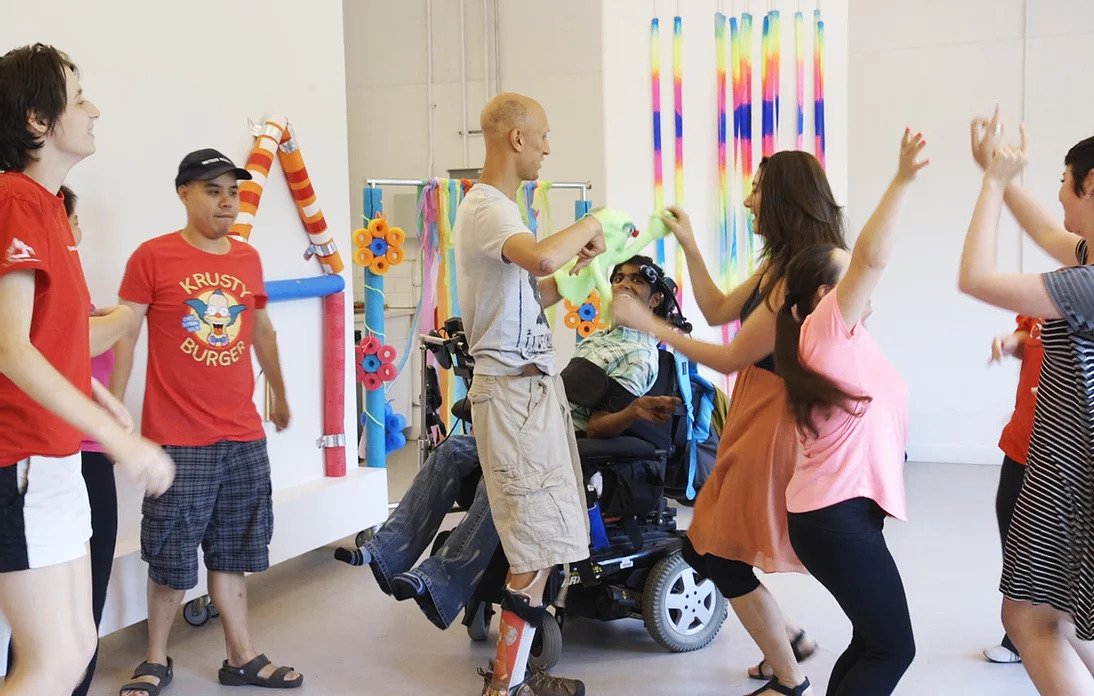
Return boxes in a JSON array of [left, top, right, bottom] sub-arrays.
[[141, 439, 273, 590]]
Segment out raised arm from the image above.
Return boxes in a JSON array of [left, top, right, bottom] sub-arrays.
[[611, 280, 781, 376], [959, 129, 1062, 318], [836, 129, 928, 327], [971, 107, 1082, 266], [659, 206, 762, 326], [502, 216, 604, 277]]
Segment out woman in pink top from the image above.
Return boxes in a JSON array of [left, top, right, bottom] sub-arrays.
[[63, 186, 132, 696], [774, 129, 928, 696]]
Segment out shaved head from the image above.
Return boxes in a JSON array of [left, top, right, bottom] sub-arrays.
[[478, 92, 550, 183], [481, 92, 543, 139]]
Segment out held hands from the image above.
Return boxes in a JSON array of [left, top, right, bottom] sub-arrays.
[[659, 206, 696, 252], [627, 395, 681, 424], [895, 128, 930, 183]]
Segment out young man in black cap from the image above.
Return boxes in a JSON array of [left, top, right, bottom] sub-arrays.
[[113, 149, 300, 694]]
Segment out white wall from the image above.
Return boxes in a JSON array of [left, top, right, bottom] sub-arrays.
[[601, 0, 849, 371], [848, 0, 1094, 464], [1, 0, 387, 638]]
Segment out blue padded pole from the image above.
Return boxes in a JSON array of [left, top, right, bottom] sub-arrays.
[[364, 187, 386, 469], [266, 274, 346, 302]]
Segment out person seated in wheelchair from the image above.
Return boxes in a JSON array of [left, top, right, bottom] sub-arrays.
[[335, 255, 682, 631]]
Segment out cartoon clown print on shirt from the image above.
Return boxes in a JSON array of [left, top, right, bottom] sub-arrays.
[[182, 289, 246, 347]]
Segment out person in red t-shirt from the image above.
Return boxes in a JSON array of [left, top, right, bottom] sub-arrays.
[[0, 44, 173, 695], [982, 315, 1044, 664], [113, 149, 298, 694]]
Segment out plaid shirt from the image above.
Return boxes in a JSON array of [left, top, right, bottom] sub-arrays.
[[570, 326, 659, 431]]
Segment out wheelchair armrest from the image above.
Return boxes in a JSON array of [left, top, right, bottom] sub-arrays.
[[577, 436, 662, 467]]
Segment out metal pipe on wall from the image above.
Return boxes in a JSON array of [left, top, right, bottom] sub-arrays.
[[426, 0, 435, 176], [459, 0, 469, 167], [493, 0, 501, 94], [482, 0, 491, 100], [365, 179, 592, 193]]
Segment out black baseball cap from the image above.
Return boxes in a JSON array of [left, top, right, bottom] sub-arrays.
[[174, 148, 252, 188]]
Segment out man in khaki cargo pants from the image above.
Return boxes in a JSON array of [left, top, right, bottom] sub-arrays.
[[454, 92, 605, 696]]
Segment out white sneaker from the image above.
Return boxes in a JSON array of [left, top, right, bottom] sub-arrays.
[[983, 644, 1022, 663]]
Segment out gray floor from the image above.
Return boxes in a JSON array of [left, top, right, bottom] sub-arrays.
[[91, 452, 1036, 695]]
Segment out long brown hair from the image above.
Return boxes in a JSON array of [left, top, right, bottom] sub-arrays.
[[774, 244, 871, 438], [754, 151, 847, 308]]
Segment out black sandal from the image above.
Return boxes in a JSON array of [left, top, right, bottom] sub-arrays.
[[746, 676, 811, 696], [218, 653, 303, 689], [119, 657, 173, 696], [748, 630, 817, 680]]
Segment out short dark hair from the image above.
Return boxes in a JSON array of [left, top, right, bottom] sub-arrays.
[[58, 184, 77, 217], [611, 255, 671, 318], [1065, 136, 1094, 197], [0, 43, 77, 171]]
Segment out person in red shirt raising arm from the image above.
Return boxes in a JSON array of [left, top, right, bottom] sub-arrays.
[[112, 149, 298, 696], [0, 44, 173, 696]]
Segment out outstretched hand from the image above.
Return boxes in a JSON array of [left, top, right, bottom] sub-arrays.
[[895, 128, 929, 183], [660, 207, 696, 252]]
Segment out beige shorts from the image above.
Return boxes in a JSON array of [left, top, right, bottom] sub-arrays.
[[468, 373, 590, 574]]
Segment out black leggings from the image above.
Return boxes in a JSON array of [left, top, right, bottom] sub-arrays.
[[7, 453, 117, 696], [680, 536, 760, 599], [788, 497, 914, 696], [995, 456, 1026, 655]]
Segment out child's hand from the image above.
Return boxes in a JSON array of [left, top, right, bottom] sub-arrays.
[[990, 332, 1023, 363]]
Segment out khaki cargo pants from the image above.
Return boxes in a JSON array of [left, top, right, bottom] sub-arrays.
[[467, 372, 590, 574]]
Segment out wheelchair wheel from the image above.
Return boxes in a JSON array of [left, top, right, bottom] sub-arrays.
[[642, 551, 727, 652], [183, 597, 212, 627], [466, 602, 491, 642], [528, 613, 563, 671]]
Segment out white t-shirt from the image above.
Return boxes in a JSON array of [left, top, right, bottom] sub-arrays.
[[454, 183, 556, 376]]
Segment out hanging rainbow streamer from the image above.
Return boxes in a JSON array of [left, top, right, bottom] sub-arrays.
[[716, 12, 729, 295], [672, 15, 685, 303], [814, 8, 826, 168], [741, 12, 756, 273], [795, 11, 805, 150], [718, 12, 734, 369], [772, 10, 781, 140], [760, 11, 775, 157], [651, 18, 665, 267]]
